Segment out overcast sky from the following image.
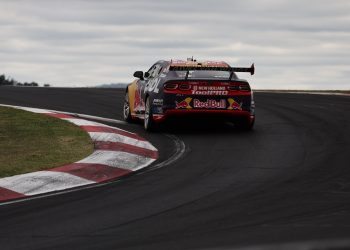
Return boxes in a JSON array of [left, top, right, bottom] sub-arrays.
[[1, 0, 349, 89]]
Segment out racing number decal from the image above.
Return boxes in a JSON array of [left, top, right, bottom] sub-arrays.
[[144, 64, 162, 94], [144, 78, 161, 93]]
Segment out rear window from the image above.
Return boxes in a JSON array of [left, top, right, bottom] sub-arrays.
[[172, 70, 236, 79]]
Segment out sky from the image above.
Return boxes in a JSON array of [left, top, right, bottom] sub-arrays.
[[0, 0, 349, 89]]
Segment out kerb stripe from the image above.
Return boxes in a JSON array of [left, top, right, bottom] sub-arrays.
[[0, 187, 26, 202], [81, 125, 145, 141], [95, 141, 158, 159], [50, 163, 131, 183], [44, 113, 75, 119]]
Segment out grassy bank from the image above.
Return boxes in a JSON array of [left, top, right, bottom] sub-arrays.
[[0, 107, 94, 178]]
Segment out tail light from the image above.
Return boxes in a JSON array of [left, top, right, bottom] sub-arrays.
[[179, 84, 191, 90], [228, 85, 239, 91], [164, 83, 178, 90], [164, 82, 192, 91], [164, 81, 250, 92], [239, 84, 250, 91], [228, 82, 251, 91]]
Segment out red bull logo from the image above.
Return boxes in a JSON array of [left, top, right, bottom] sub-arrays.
[[227, 98, 242, 110], [193, 99, 226, 109], [175, 97, 192, 109]]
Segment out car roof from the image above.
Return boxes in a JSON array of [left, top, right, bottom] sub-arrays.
[[169, 59, 230, 68]]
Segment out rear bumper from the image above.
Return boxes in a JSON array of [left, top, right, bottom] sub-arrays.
[[153, 109, 254, 123]]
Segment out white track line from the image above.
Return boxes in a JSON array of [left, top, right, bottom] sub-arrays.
[[17, 107, 55, 113], [63, 118, 110, 127], [0, 103, 130, 129], [137, 133, 186, 174], [70, 113, 128, 125]]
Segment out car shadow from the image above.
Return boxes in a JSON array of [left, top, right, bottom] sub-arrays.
[[158, 118, 254, 135]]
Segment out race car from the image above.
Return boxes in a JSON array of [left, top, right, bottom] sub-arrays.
[[123, 58, 255, 131]]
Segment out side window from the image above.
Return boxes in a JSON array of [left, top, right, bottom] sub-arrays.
[[156, 65, 163, 75], [146, 65, 156, 79], [148, 64, 162, 79]]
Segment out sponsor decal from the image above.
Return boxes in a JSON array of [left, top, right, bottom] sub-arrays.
[[163, 67, 170, 74], [175, 97, 242, 110], [193, 99, 226, 109], [191, 85, 228, 95], [175, 97, 192, 109], [153, 99, 163, 106], [152, 106, 163, 114], [134, 82, 144, 113], [170, 60, 229, 68], [144, 78, 161, 93], [227, 98, 242, 110], [205, 61, 229, 67]]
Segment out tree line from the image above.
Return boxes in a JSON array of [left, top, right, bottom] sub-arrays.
[[0, 74, 50, 87]]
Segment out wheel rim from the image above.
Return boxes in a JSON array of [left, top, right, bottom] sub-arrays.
[[144, 99, 150, 129], [123, 93, 130, 119]]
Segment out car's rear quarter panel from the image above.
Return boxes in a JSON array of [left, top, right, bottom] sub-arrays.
[[127, 80, 138, 115]]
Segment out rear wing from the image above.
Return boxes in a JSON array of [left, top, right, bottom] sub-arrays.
[[169, 62, 255, 80], [231, 64, 255, 75], [229, 63, 255, 80], [169, 64, 255, 74], [169, 66, 230, 71]]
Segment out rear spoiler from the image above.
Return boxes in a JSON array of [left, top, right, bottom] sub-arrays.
[[169, 63, 254, 74], [169, 63, 255, 80], [169, 66, 230, 71], [229, 63, 254, 80]]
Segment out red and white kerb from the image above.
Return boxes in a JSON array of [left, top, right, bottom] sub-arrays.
[[0, 106, 158, 202]]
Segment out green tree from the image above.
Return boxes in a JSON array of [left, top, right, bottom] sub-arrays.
[[0, 74, 5, 85]]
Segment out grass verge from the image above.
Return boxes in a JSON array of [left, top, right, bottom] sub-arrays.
[[0, 107, 94, 178]]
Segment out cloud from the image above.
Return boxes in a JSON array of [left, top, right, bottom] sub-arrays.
[[0, 0, 349, 89]]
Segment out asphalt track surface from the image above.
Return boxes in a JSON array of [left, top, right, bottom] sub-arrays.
[[0, 86, 349, 250]]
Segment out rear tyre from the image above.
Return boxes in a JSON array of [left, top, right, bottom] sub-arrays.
[[235, 117, 254, 131], [144, 97, 158, 132], [123, 91, 132, 123]]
